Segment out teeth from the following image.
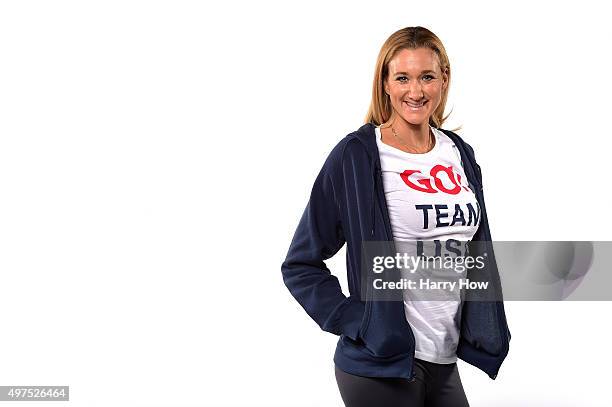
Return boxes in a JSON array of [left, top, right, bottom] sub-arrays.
[[405, 101, 425, 108]]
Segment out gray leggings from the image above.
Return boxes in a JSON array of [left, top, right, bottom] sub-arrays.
[[335, 359, 470, 407]]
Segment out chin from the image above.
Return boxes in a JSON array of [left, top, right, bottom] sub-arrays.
[[398, 114, 430, 126]]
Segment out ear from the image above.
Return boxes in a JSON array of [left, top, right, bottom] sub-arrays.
[[442, 67, 449, 90]]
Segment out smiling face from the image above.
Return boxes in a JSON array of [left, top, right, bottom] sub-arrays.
[[384, 47, 448, 126]]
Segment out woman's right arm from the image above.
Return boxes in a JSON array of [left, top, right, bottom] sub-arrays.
[[281, 149, 365, 341]]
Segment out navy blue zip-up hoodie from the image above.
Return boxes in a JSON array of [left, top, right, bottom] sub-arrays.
[[281, 122, 511, 381]]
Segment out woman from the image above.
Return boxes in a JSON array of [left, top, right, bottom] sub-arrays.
[[281, 26, 510, 407]]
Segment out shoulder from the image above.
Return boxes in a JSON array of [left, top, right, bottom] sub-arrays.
[[321, 125, 375, 173], [436, 127, 477, 161]]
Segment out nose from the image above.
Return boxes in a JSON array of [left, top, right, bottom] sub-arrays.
[[408, 80, 424, 101]]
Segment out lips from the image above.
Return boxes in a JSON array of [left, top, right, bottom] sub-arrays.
[[404, 100, 428, 110]]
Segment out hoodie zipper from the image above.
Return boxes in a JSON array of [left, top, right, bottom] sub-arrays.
[[373, 160, 418, 382]]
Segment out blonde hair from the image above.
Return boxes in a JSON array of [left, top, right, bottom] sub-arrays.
[[364, 26, 461, 132]]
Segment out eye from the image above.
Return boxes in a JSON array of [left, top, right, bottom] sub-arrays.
[[396, 76, 408, 82], [423, 74, 435, 81]]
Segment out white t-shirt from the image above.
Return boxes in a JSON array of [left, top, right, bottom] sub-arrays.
[[375, 125, 481, 364]]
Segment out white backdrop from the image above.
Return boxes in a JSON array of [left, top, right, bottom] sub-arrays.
[[1, 1, 611, 406]]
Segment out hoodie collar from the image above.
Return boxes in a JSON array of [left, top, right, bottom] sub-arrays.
[[349, 122, 379, 162], [349, 121, 481, 190]]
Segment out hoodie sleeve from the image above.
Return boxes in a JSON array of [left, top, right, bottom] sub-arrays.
[[464, 139, 512, 345], [281, 148, 365, 341]]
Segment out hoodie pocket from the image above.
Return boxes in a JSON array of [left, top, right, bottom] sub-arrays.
[[356, 302, 414, 358]]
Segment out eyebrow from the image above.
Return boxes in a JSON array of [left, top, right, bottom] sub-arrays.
[[393, 70, 436, 75]]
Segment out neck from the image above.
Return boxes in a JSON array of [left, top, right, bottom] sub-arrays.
[[389, 117, 432, 146]]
